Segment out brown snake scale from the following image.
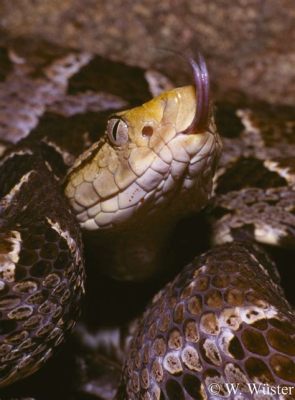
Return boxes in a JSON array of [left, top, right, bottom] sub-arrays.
[[0, 36, 294, 399], [0, 145, 85, 387], [118, 243, 295, 399]]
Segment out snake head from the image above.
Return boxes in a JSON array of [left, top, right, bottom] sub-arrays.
[[65, 56, 221, 232]]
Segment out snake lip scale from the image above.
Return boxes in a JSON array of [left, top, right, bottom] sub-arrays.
[[0, 39, 294, 400]]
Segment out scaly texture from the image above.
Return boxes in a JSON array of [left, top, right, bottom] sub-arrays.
[[119, 242, 295, 400], [0, 37, 176, 389], [0, 37, 294, 399], [211, 103, 295, 248], [64, 58, 222, 280], [0, 145, 85, 387]]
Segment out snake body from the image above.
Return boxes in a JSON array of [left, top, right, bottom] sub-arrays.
[[0, 37, 294, 399], [118, 243, 295, 399], [0, 135, 85, 387]]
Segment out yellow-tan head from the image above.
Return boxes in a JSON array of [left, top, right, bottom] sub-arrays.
[[65, 57, 222, 233]]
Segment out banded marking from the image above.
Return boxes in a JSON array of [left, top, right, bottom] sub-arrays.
[[0, 170, 35, 208], [0, 230, 22, 283]]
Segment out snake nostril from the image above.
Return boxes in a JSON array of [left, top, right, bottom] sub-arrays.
[[142, 125, 154, 137]]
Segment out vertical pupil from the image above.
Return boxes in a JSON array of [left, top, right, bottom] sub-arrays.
[[112, 120, 121, 141]]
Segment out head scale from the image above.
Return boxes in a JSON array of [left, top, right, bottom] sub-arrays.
[[64, 54, 221, 233], [64, 55, 221, 279]]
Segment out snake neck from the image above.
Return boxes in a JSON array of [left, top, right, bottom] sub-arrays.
[[84, 171, 214, 282], [84, 217, 178, 281]]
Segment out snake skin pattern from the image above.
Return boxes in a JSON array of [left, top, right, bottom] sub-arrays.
[[0, 34, 294, 399], [64, 82, 221, 280], [0, 35, 175, 391], [118, 242, 295, 400], [0, 143, 85, 387], [211, 103, 295, 248]]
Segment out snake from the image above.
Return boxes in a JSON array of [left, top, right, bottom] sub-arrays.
[[0, 36, 294, 400]]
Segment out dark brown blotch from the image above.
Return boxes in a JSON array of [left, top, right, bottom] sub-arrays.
[[183, 374, 202, 398], [45, 228, 60, 242], [245, 357, 275, 383], [242, 328, 269, 356], [270, 354, 295, 382], [30, 260, 52, 277], [19, 249, 38, 266], [269, 318, 295, 335], [267, 329, 295, 356], [0, 320, 18, 336], [40, 242, 58, 259], [228, 336, 245, 360], [165, 379, 185, 400], [25, 235, 44, 250], [53, 251, 71, 270]]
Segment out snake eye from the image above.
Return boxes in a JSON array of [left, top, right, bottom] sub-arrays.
[[107, 118, 129, 146]]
